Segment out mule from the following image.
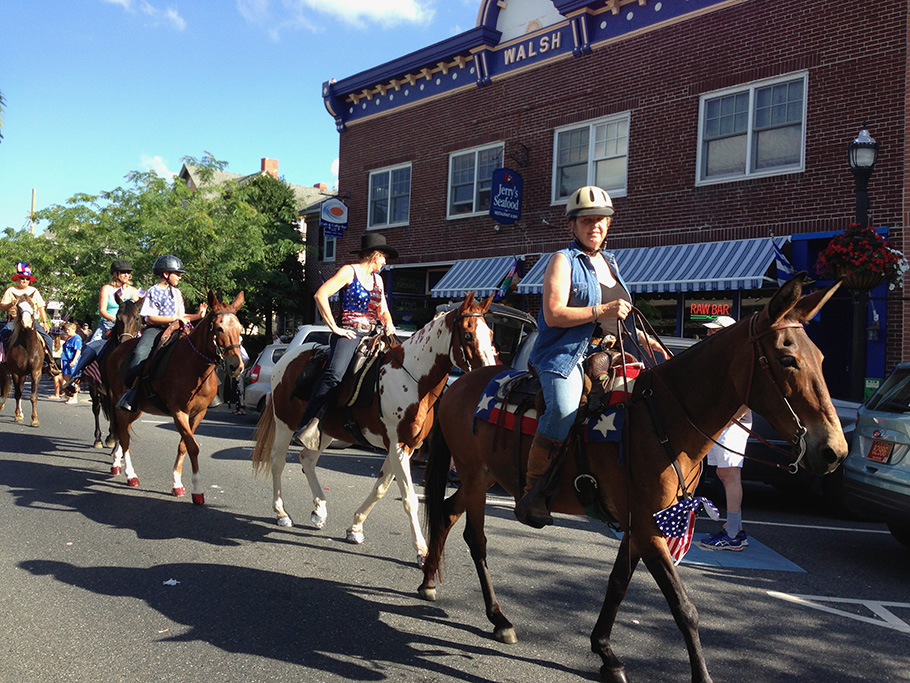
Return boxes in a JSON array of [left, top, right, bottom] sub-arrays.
[[417, 274, 848, 683], [0, 294, 46, 427], [104, 290, 244, 503], [80, 296, 144, 448], [251, 292, 499, 565]]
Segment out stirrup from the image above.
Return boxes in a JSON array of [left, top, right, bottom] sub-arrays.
[[292, 416, 322, 450]]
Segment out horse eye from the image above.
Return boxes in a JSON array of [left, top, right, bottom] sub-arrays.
[[463, 332, 474, 343], [779, 356, 798, 368]]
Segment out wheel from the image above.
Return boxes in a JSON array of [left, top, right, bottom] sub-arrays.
[[257, 396, 266, 413], [887, 522, 910, 549]]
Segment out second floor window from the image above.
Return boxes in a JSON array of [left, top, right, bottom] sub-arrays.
[[553, 113, 629, 202], [369, 164, 411, 228], [698, 74, 807, 183], [448, 143, 504, 217]]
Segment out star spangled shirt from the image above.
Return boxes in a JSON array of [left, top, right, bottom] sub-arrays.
[[139, 283, 184, 323]]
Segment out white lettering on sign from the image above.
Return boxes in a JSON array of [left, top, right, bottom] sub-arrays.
[[503, 32, 563, 66]]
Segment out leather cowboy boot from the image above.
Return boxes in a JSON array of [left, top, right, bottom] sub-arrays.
[[514, 432, 562, 528], [44, 343, 62, 377]]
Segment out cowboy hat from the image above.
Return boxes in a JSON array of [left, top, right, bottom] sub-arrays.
[[352, 233, 398, 259]]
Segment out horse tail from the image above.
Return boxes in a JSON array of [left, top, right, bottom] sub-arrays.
[[251, 393, 276, 476], [423, 420, 453, 582]]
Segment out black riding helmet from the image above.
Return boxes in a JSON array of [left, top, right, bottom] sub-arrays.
[[153, 254, 186, 276], [110, 259, 132, 274]]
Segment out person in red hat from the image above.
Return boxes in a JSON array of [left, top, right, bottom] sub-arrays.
[[0, 261, 62, 375]]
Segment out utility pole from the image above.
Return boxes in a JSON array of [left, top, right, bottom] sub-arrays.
[[29, 189, 36, 235]]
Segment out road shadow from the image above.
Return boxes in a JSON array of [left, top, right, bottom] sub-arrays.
[[17, 559, 582, 681]]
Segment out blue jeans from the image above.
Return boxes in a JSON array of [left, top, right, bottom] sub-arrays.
[[89, 319, 113, 343], [120, 326, 164, 386], [536, 364, 585, 441], [298, 331, 367, 427]]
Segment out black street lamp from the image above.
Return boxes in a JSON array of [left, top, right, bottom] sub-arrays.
[[848, 123, 879, 228], [847, 123, 880, 401]]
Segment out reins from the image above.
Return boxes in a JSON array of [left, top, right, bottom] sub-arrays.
[[181, 310, 242, 368]]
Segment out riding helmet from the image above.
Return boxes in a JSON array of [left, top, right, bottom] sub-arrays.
[[565, 186, 614, 218], [110, 259, 132, 274], [153, 254, 186, 276]]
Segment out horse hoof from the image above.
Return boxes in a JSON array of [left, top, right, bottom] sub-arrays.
[[494, 626, 518, 645], [416, 554, 426, 569], [127, 477, 139, 487], [277, 516, 293, 527], [31, 420, 39, 428], [111, 466, 121, 475], [192, 493, 205, 505], [15, 416, 23, 423], [417, 586, 437, 602], [310, 512, 326, 529], [93, 441, 104, 449], [105, 437, 116, 448], [600, 665, 629, 683], [173, 487, 186, 497], [345, 528, 365, 544]]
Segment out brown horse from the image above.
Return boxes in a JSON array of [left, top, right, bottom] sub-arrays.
[[0, 294, 46, 427], [417, 274, 847, 683], [251, 292, 498, 565], [104, 290, 244, 503], [80, 295, 144, 448]]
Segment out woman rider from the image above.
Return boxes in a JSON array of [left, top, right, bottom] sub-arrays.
[[292, 233, 398, 449], [0, 261, 62, 376], [514, 187, 661, 528]]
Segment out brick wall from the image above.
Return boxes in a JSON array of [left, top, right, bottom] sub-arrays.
[[326, 0, 908, 364]]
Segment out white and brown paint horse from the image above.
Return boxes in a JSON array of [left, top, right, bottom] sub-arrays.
[[251, 292, 498, 565]]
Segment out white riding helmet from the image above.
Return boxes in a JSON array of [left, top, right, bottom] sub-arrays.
[[565, 186, 614, 218]]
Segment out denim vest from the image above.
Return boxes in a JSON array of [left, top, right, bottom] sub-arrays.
[[528, 242, 627, 378]]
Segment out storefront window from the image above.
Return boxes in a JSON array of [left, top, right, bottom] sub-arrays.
[[634, 295, 679, 338], [683, 294, 734, 339]]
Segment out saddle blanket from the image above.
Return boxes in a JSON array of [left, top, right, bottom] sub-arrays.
[[83, 360, 102, 383], [473, 369, 627, 442]]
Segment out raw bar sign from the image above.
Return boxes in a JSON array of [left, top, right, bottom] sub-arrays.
[[489, 168, 523, 225]]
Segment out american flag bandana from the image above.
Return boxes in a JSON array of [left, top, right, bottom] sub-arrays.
[[653, 496, 720, 565]]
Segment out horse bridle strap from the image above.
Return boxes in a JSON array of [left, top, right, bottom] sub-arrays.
[[449, 310, 485, 370], [181, 311, 242, 367]]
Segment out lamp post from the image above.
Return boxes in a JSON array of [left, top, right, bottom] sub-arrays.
[[847, 123, 880, 401]]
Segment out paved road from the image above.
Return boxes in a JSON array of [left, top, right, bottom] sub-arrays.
[[1, 380, 908, 682]]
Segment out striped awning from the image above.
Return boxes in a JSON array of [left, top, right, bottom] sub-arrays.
[[431, 256, 518, 298], [517, 237, 789, 294]]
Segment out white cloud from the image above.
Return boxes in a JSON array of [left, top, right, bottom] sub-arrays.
[[237, 0, 434, 39], [140, 155, 177, 179], [102, 0, 187, 31]]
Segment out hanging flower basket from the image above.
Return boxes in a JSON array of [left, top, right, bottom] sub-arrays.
[[816, 223, 908, 291], [835, 267, 885, 292]]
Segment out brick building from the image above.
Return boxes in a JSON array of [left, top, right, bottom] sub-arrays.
[[313, 0, 909, 401]]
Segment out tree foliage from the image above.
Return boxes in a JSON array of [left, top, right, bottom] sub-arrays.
[[0, 153, 304, 328]]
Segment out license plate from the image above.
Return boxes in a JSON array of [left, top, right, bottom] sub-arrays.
[[867, 439, 894, 463]]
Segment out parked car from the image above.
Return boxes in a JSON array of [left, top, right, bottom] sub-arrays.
[[841, 362, 910, 548], [243, 325, 333, 412], [243, 343, 290, 413]]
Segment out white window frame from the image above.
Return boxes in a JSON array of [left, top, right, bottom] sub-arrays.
[[696, 72, 808, 185], [551, 112, 630, 206], [368, 162, 411, 228], [446, 142, 504, 219], [321, 228, 336, 263]]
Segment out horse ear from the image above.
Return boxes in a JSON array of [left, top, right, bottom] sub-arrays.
[[480, 292, 495, 313], [791, 280, 841, 323], [230, 291, 244, 311], [207, 289, 217, 308], [765, 272, 808, 324], [462, 291, 476, 307], [115, 291, 123, 305]]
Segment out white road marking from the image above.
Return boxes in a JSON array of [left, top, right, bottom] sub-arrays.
[[768, 591, 910, 633]]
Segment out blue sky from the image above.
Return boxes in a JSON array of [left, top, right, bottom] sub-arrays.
[[0, 0, 479, 234]]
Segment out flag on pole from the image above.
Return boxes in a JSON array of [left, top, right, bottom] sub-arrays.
[[771, 237, 795, 285], [83, 360, 102, 384]]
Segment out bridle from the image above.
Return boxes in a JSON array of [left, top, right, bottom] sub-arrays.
[[449, 310, 487, 371], [743, 313, 809, 473], [182, 310, 242, 368]]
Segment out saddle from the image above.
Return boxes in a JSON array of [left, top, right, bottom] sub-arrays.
[[292, 333, 389, 406], [134, 321, 185, 414]]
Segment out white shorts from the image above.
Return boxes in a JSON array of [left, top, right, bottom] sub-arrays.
[[706, 411, 752, 468]]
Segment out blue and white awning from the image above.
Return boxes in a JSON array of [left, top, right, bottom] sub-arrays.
[[431, 256, 518, 298], [517, 237, 791, 294]]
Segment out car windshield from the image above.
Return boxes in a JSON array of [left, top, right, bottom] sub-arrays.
[[866, 368, 910, 413]]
